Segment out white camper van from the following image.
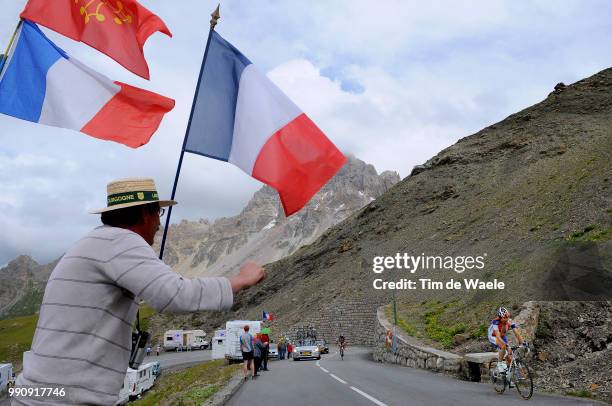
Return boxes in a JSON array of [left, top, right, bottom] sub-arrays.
[[225, 320, 261, 362], [116, 362, 158, 404], [211, 329, 226, 360], [163, 329, 208, 351], [0, 363, 14, 394]]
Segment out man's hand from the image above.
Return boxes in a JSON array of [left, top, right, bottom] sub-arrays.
[[229, 262, 266, 293]]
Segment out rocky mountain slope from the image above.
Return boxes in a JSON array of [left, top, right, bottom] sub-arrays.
[[0, 256, 55, 319], [153, 156, 399, 277], [165, 68, 611, 400]]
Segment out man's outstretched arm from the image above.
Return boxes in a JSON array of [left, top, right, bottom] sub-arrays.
[[108, 235, 265, 313]]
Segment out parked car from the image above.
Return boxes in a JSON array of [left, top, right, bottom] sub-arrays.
[[268, 343, 279, 359], [293, 340, 321, 361], [316, 340, 329, 354]]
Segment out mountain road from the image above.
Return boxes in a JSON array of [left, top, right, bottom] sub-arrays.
[[226, 346, 605, 406]]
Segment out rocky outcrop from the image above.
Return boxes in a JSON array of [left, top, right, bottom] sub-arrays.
[[532, 301, 611, 402], [0, 255, 54, 319]]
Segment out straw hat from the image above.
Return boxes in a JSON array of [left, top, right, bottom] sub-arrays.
[[90, 178, 177, 214]]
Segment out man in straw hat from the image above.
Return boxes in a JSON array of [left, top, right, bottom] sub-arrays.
[[14, 178, 265, 405]]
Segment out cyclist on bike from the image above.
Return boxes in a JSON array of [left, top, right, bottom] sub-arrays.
[[488, 307, 527, 380]]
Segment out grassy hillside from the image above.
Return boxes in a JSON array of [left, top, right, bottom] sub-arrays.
[[134, 360, 240, 406], [0, 314, 37, 367]]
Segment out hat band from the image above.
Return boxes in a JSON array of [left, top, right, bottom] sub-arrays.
[[107, 191, 159, 206]]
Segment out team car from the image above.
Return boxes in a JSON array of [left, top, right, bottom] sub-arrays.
[[293, 340, 321, 361]]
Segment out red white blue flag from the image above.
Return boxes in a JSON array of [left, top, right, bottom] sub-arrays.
[[185, 31, 346, 216], [0, 21, 174, 148], [262, 311, 273, 321]]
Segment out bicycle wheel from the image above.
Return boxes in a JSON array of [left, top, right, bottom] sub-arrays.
[[513, 360, 533, 400], [488, 359, 506, 394]]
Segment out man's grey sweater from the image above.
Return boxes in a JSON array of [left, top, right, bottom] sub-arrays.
[[14, 226, 233, 405]]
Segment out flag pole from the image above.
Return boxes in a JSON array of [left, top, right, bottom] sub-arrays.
[[159, 4, 221, 260], [0, 19, 23, 77]]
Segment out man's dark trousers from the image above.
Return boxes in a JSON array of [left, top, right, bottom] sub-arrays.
[[263, 348, 269, 370]]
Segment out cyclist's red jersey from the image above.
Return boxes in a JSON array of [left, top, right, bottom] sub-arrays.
[[489, 318, 516, 339]]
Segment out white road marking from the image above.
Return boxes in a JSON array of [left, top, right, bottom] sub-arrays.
[[316, 360, 320, 366], [330, 374, 347, 384], [318, 356, 386, 406], [350, 386, 388, 406]]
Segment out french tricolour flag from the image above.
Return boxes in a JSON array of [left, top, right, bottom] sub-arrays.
[[262, 311, 273, 321], [185, 31, 346, 216], [0, 21, 174, 148]]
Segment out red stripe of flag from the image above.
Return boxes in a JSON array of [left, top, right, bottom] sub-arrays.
[[81, 81, 175, 148], [252, 114, 347, 216]]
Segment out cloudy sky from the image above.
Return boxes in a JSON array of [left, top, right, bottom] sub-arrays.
[[0, 0, 611, 266]]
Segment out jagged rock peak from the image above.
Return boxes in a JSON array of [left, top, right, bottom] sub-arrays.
[[1, 255, 39, 273]]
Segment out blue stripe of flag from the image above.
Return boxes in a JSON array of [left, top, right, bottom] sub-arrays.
[[184, 31, 252, 161], [0, 21, 67, 122]]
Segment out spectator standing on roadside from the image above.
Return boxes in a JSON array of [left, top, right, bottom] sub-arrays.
[[287, 342, 293, 359], [13, 178, 266, 405], [260, 330, 270, 370], [253, 334, 265, 378], [156, 344, 161, 357], [278, 338, 286, 360], [240, 325, 254, 381]]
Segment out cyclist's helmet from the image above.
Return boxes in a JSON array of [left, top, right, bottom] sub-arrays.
[[496, 306, 510, 318]]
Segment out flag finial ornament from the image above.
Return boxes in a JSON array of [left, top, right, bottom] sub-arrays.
[[210, 4, 220, 30]]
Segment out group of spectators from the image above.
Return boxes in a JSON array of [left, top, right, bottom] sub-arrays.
[[239, 326, 298, 380], [240, 325, 271, 380], [276, 338, 293, 359]]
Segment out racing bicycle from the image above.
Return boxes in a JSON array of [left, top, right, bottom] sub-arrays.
[[339, 343, 345, 360], [489, 345, 533, 400]]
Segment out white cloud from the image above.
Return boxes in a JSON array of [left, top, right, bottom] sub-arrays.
[[0, 0, 611, 265]]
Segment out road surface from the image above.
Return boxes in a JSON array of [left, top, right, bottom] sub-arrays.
[[151, 348, 212, 371], [227, 346, 605, 406]]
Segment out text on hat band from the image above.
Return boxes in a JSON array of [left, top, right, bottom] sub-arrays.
[[107, 191, 159, 206]]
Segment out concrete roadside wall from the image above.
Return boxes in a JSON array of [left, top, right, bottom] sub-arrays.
[[372, 307, 463, 375]]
